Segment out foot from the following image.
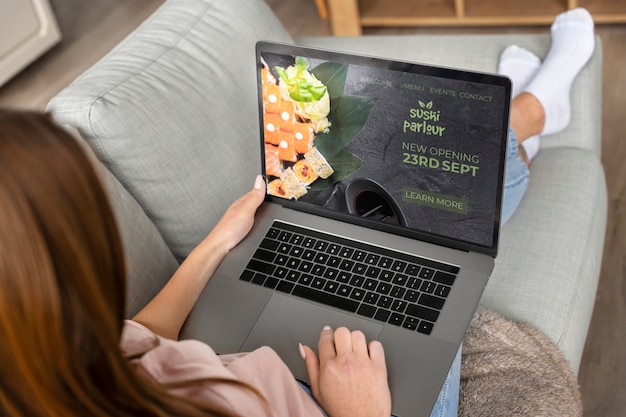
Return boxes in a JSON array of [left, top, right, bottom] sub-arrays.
[[498, 45, 541, 161], [498, 45, 540, 97], [523, 8, 595, 135]]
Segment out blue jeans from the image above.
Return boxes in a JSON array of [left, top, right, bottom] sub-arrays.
[[298, 129, 530, 417], [425, 345, 462, 417], [502, 127, 530, 225]]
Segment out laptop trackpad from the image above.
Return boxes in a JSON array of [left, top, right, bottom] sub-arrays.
[[241, 293, 384, 381]]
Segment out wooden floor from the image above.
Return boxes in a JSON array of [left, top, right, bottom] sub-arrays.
[[1, 0, 624, 415]]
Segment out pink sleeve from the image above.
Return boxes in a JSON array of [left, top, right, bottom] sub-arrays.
[[121, 321, 324, 417]]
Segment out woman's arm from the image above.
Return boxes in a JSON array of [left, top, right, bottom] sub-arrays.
[[132, 175, 266, 339]]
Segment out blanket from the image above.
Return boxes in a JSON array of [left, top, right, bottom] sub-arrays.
[[459, 309, 582, 417]]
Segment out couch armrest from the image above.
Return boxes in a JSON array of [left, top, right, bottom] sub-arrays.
[[486, 148, 607, 373]]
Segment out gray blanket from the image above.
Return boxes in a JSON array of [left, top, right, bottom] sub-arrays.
[[460, 309, 582, 416]]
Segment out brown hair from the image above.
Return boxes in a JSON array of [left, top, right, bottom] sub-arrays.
[[0, 110, 250, 416]]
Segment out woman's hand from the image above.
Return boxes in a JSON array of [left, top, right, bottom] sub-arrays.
[[207, 174, 266, 254], [300, 326, 392, 417], [133, 175, 265, 339]]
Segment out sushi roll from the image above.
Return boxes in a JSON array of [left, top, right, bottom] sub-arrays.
[[304, 147, 334, 179], [280, 168, 308, 200], [293, 122, 314, 154], [267, 179, 291, 199], [263, 113, 281, 145], [261, 62, 276, 85], [263, 83, 281, 114], [293, 159, 318, 185], [278, 100, 295, 130], [264, 143, 282, 177], [278, 132, 297, 162]]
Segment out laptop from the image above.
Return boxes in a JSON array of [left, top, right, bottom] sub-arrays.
[[181, 41, 511, 417]]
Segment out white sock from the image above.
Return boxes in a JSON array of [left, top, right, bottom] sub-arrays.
[[498, 45, 540, 97], [520, 133, 540, 161], [498, 45, 541, 161], [523, 8, 595, 135]]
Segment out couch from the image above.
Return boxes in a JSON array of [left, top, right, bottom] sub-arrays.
[[47, 0, 606, 380]]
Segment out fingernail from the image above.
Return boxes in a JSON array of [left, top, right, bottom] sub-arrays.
[[298, 343, 306, 360], [323, 325, 332, 331], [254, 175, 264, 189]]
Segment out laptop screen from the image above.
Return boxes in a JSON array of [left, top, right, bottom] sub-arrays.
[[256, 42, 511, 255]]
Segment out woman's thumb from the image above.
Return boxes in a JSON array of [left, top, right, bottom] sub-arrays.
[[299, 343, 320, 393]]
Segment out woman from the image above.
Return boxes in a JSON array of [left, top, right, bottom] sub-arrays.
[[0, 110, 251, 416], [0, 109, 388, 417], [0, 7, 595, 417]]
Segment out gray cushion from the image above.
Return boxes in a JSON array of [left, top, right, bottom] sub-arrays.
[[297, 34, 603, 157], [99, 161, 179, 317], [63, 125, 179, 317], [485, 148, 607, 373], [48, 0, 294, 261]]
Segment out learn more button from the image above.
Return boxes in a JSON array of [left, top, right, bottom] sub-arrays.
[[402, 187, 468, 215]]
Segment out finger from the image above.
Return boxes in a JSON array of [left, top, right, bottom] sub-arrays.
[[318, 325, 336, 361], [300, 343, 322, 397], [251, 179, 266, 204], [350, 330, 368, 355], [241, 190, 264, 212], [368, 340, 387, 365], [333, 327, 353, 355], [239, 176, 266, 208], [231, 175, 265, 204], [253, 174, 266, 191]]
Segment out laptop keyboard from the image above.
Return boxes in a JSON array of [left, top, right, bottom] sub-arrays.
[[239, 221, 459, 335]]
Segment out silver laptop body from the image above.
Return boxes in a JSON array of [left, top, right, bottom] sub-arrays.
[[181, 41, 511, 417]]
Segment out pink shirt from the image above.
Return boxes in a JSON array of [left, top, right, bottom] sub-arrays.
[[120, 320, 324, 417]]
